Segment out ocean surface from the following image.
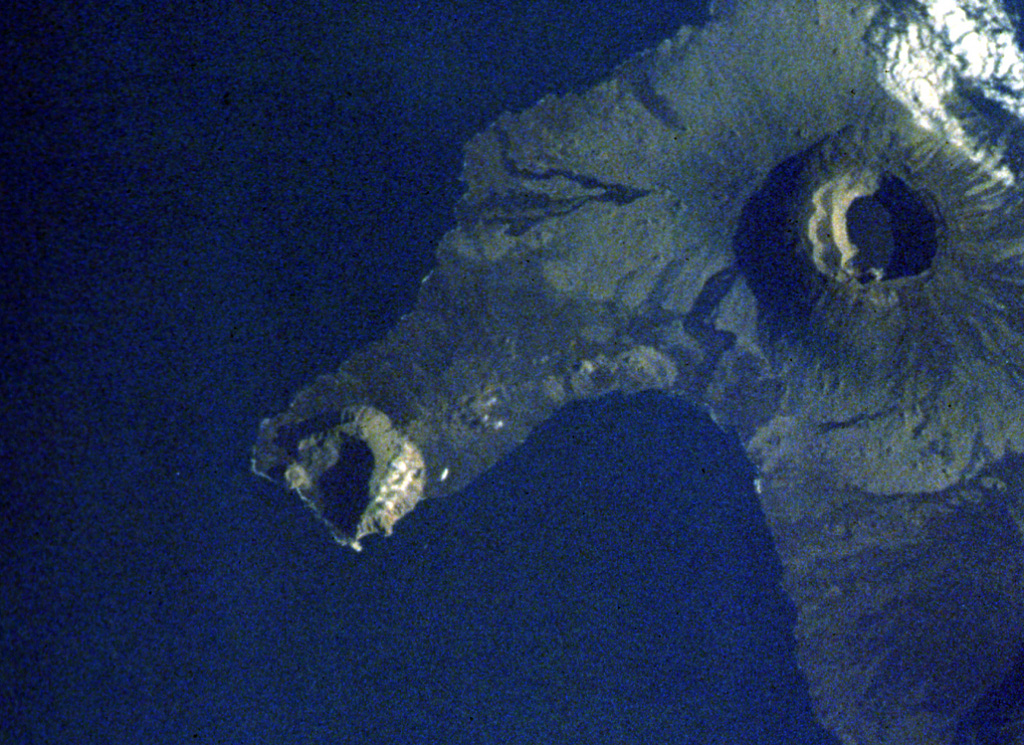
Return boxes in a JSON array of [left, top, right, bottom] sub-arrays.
[[17, 1, 1024, 742]]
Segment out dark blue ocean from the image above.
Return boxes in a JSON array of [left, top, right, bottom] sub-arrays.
[[12, 1, 1020, 742]]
